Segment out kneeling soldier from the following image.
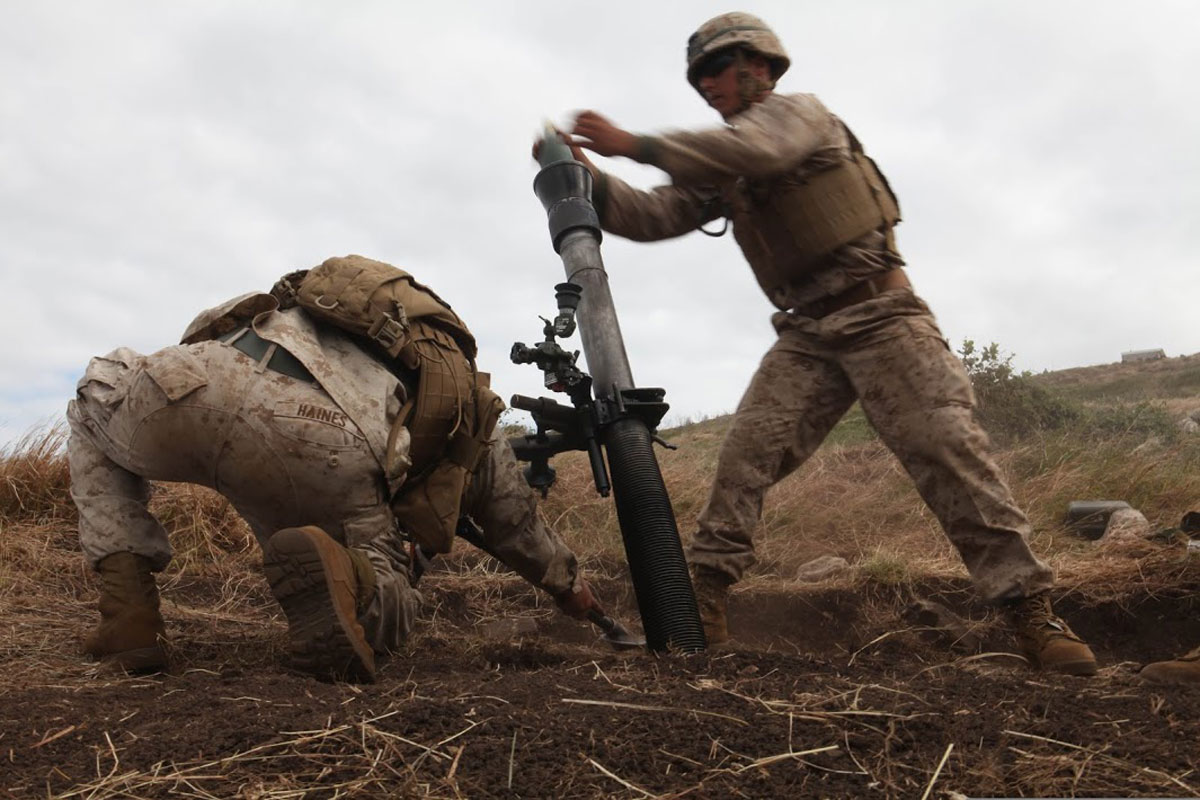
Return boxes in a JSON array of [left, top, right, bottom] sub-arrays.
[[68, 255, 602, 681]]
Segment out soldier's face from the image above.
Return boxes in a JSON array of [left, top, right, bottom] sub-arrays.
[[697, 52, 772, 118], [696, 54, 741, 117]]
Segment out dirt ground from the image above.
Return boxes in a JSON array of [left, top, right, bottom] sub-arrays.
[[2, 551, 1198, 800]]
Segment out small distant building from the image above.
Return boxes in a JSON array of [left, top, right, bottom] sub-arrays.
[[1121, 349, 1166, 363]]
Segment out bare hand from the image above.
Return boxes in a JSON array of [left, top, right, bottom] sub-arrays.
[[531, 126, 601, 179], [555, 579, 603, 620], [570, 111, 639, 159]]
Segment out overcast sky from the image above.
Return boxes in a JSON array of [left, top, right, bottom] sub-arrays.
[[2, 1, 1197, 446]]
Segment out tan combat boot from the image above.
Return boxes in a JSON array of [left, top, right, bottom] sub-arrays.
[[1006, 593, 1097, 676], [691, 565, 733, 646], [262, 526, 377, 683], [1140, 645, 1200, 686], [83, 552, 168, 673]]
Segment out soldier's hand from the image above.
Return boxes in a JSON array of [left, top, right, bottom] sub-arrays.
[[555, 579, 602, 620], [571, 111, 639, 160], [532, 126, 601, 179]]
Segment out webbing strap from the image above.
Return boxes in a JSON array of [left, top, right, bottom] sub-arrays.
[[315, 265, 366, 310], [444, 427, 485, 471]]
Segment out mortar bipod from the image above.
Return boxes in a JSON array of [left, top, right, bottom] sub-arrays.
[[508, 282, 671, 498]]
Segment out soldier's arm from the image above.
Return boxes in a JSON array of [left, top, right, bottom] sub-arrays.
[[477, 512, 581, 598], [565, 111, 722, 241], [594, 172, 722, 242], [639, 95, 839, 184], [462, 435, 584, 600]]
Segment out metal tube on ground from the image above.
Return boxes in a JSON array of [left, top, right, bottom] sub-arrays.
[[532, 131, 705, 653]]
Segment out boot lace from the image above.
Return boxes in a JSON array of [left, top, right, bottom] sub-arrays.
[[1016, 594, 1076, 639]]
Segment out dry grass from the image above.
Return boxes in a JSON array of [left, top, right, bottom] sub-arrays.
[[5, 351, 1198, 631], [536, 420, 1200, 603], [1, 426, 1198, 799], [1, 424, 73, 525]]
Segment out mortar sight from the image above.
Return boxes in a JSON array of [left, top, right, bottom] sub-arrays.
[[553, 282, 582, 338]]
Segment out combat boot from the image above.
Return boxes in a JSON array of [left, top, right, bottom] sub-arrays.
[[262, 526, 377, 683], [1006, 593, 1097, 676], [691, 565, 733, 646], [1140, 645, 1200, 686], [83, 552, 168, 673]]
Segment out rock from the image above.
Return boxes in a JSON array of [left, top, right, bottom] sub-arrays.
[[1097, 507, 1152, 547], [795, 555, 850, 582], [479, 617, 539, 640], [1179, 418, 1200, 434], [1131, 436, 1163, 455], [1066, 500, 1131, 539], [901, 599, 982, 652]]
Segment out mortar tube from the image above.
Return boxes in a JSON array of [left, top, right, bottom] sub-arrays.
[[557, 229, 633, 395], [532, 133, 706, 653]]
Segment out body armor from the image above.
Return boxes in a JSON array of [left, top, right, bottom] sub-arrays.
[[276, 255, 504, 553], [726, 125, 900, 302]]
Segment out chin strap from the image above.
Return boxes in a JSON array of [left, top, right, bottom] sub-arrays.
[[732, 50, 774, 114]]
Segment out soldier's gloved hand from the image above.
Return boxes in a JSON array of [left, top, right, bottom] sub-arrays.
[[555, 580, 602, 620]]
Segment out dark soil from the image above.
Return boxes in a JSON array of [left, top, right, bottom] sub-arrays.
[[3, 566, 1198, 799]]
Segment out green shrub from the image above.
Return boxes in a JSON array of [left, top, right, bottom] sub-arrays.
[[958, 340, 1081, 440], [1084, 401, 1177, 440], [859, 551, 909, 585]]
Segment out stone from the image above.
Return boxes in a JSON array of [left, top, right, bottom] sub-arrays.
[[1131, 436, 1163, 455], [1066, 500, 1131, 539], [901, 599, 982, 652], [479, 617, 539, 640], [795, 555, 850, 582], [1179, 418, 1200, 434], [1097, 507, 1152, 547]]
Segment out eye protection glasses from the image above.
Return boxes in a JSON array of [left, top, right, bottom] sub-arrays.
[[693, 49, 740, 81]]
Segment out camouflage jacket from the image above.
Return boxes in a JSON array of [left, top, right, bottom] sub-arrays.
[[595, 92, 904, 311]]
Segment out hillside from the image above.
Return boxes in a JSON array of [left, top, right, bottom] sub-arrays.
[[1031, 350, 1200, 406], [1, 351, 1197, 798]]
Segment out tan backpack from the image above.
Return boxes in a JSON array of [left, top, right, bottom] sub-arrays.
[[274, 255, 504, 553]]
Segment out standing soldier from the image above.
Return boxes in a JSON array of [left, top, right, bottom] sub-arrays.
[[559, 12, 1097, 675], [68, 255, 602, 681]]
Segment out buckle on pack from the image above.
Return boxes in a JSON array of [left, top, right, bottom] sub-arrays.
[[270, 270, 308, 310], [368, 313, 407, 350]]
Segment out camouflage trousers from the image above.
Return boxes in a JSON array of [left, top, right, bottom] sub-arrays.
[[687, 289, 1053, 603], [68, 340, 578, 651]]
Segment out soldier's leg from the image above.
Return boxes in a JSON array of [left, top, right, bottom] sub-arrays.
[[261, 525, 379, 683], [68, 348, 180, 571], [688, 330, 856, 583], [687, 329, 855, 644], [839, 301, 1051, 601], [212, 362, 420, 673], [67, 345, 220, 670], [842, 292, 1095, 674], [461, 429, 581, 599], [257, 513, 421, 677], [340, 509, 422, 654], [1141, 644, 1200, 685]]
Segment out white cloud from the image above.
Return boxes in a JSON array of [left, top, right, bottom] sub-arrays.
[[2, 0, 1198, 444]]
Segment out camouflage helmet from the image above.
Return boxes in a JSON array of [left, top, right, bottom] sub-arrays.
[[686, 12, 790, 88]]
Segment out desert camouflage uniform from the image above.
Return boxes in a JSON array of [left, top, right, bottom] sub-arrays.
[[595, 92, 1053, 602], [67, 295, 582, 650]]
